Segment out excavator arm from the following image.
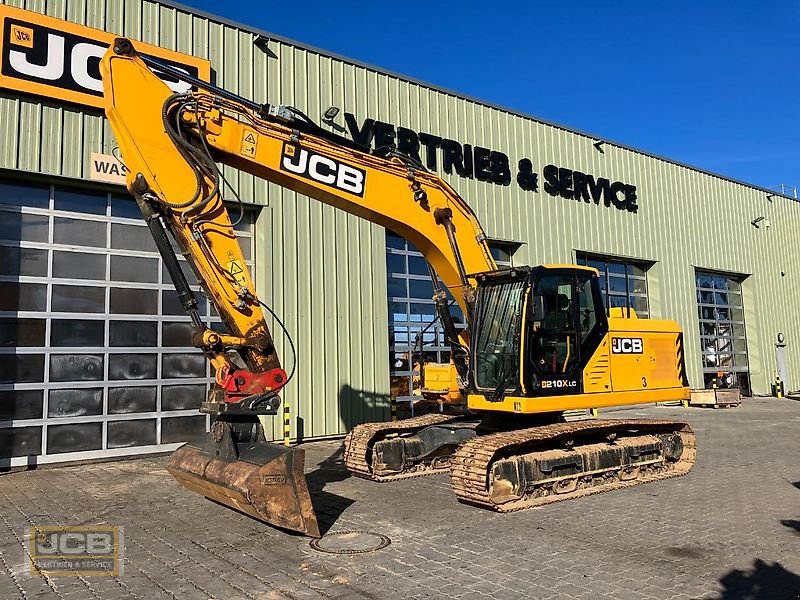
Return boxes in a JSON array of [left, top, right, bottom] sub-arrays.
[[100, 39, 495, 535]]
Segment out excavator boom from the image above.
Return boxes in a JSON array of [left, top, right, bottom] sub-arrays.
[[100, 39, 494, 536]]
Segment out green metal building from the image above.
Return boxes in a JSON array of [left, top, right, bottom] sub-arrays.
[[0, 0, 795, 467]]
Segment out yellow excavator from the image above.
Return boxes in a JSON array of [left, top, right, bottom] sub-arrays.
[[100, 39, 695, 537]]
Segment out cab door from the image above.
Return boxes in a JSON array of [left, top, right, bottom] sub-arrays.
[[524, 269, 607, 396]]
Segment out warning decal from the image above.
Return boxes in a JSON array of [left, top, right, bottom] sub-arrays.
[[226, 259, 247, 286], [241, 130, 258, 158]]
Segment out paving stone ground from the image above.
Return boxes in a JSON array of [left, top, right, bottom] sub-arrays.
[[0, 397, 798, 599]]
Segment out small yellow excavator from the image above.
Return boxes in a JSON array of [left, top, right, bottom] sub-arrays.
[[100, 39, 695, 537]]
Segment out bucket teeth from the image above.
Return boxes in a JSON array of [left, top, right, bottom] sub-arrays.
[[166, 422, 320, 537]]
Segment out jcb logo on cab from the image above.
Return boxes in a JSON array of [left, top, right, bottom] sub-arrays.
[[612, 337, 644, 354]]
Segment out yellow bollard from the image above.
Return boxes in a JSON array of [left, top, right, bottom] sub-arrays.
[[283, 402, 291, 447], [775, 374, 784, 399], [391, 396, 398, 422], [590, 408, 598, 417]]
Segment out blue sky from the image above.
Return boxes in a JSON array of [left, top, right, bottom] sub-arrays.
[[181, 1, 799, 191]]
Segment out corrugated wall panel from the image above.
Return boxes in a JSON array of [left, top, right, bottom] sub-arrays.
[[1, 0, 798, 430], [0, 97, 19, 167]]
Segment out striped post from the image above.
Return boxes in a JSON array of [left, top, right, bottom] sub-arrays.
[[390, 396, 398, 422], [775, 374, 783, 399], [283, 402, 291, 446]]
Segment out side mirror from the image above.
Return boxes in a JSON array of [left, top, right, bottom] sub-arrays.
[[530, 295, 545, 321]]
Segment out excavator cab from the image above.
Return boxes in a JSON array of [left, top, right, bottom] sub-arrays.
[[471, 265, 607, 398]]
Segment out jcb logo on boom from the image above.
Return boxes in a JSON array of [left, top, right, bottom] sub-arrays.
[[611, 337, 644, 354], [280, 143, 366, 197], [0, 6, 211, 109]]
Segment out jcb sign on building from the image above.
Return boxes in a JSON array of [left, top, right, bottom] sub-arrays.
[[0, 5, 211, 109]]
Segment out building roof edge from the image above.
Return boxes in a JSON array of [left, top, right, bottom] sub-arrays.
[[153, 0, 794, 203]]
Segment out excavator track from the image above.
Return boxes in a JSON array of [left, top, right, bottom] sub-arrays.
[[450, 419, 695, 512], [344, 413, 465, 481]]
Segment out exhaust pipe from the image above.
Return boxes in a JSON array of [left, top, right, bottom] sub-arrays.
[[166, 417, 320, 537]]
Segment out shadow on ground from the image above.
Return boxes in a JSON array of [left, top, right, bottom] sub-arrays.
[[717, 559, 800, 599], [305, 444, 353, 535], [299, 382, 392, 534], [782, 481, 800, 533], [781, 519, 800, 533]]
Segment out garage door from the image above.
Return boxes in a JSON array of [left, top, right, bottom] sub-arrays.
[[695, 270, 750, 395], [0, 178, 254, 466]]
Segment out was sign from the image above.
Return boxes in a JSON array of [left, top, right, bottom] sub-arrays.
[[90, 152, 128, 185], [0, 5, 210, 109]]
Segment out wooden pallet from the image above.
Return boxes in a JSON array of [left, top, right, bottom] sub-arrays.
[[689, 388, 741, 408]]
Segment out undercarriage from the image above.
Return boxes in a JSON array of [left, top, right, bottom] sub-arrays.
[[343, 413, 471, 481], [343, 414, 695, 510]]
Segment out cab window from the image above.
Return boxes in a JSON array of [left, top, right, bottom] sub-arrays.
[[530, 275, 577, 374]]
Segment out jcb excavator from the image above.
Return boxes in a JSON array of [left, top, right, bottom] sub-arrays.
[[100, 39, 695, 537]]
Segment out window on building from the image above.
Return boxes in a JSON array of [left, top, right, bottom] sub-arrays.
[[488, 240, 519, 267], [695, 271, 750, 394], [576, 254, 650, 318], [386, 233, 519, 398]]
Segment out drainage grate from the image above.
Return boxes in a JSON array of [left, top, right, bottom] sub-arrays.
[[309, 531, 391, 554]]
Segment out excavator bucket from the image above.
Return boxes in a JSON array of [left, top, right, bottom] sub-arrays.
[[166, 418, 320, 537]]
